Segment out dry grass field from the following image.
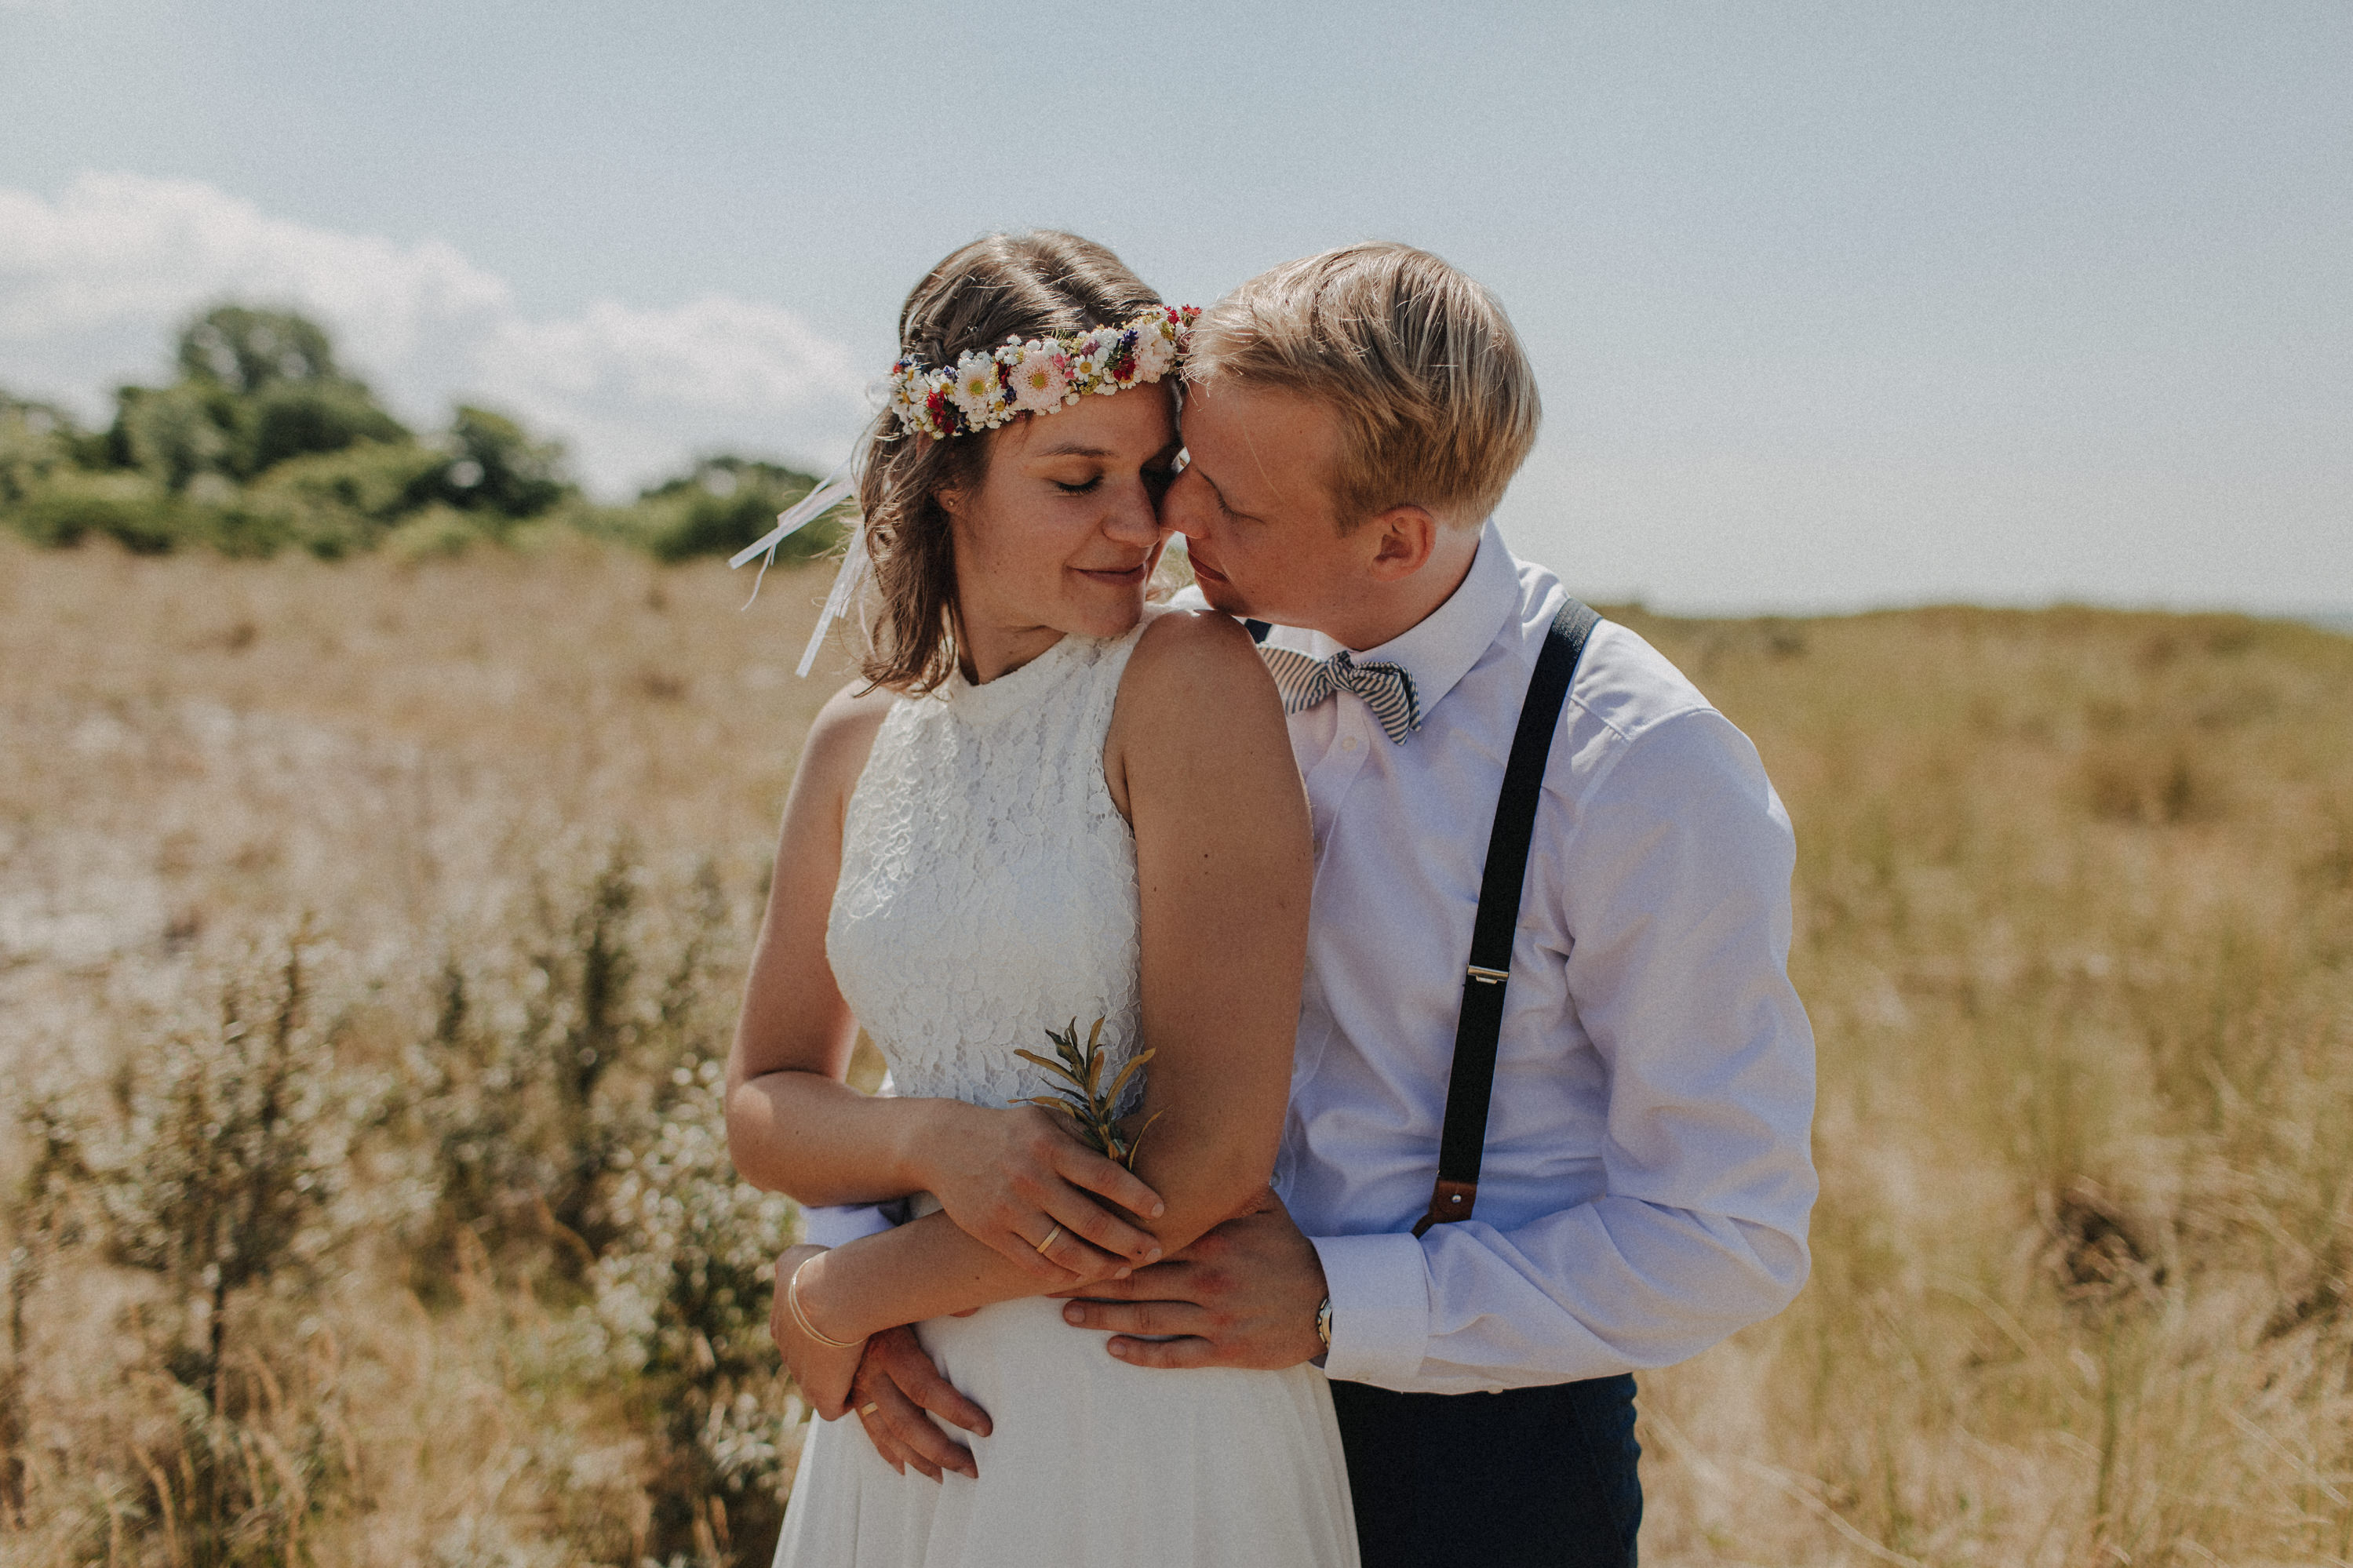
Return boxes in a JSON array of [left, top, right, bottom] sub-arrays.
[[2, 536, 2348, 1566]]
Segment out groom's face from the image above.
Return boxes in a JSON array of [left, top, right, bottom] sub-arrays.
[[1164, 380, 1369, 632]]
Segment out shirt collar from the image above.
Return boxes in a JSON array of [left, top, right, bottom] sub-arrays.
[[1334, 518, 1519, 719]]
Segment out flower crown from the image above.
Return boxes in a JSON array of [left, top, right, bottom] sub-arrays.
[[887, 305, 1201, 440]]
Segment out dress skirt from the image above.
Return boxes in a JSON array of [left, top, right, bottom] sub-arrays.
[[774, 1294, 1359, 1567]]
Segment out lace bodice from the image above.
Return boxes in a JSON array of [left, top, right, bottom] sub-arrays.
[[826, 614, 1158, 1111]]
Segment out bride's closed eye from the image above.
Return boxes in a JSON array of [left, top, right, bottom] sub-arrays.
[[1053, 475, 1103, 496]]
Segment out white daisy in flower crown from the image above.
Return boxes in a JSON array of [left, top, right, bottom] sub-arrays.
[[1129, 312, 1182, 382], [948, 351, 1009, 427]]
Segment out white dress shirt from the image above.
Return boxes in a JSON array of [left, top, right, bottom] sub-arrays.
[[1233, 522, 1816, 1395], [810, 522, 1816, 1396]]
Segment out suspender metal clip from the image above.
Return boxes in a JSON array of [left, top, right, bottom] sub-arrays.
[[1466, 964, 1509, 985]]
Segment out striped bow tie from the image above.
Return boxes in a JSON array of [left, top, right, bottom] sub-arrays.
[[1260, 644, 1422, 744]]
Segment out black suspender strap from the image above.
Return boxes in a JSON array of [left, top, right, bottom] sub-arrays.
[[1413, 596, 1601, 1238]]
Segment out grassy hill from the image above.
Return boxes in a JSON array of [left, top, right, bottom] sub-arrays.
[[2, 540, 2346, 1565]]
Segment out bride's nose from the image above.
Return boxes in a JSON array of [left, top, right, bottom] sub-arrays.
[[1102, 484, 1160, 547]]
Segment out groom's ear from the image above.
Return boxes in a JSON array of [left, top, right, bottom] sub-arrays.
[[1361, 505, 1440, 583]]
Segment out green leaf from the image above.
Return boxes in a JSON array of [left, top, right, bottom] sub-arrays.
[[1121, 1111, 1167, 1170], [1013, 1048, 1088, 1087], [1104, 1048, 1154, 1108]]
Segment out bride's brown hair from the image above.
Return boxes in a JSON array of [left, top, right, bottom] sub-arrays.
[[854, 231, 1164, 694]]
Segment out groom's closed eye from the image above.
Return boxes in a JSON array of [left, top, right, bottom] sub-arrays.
[[1188, 467, 1240, 520]]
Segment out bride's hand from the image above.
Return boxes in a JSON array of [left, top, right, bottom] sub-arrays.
[[920, 1102, 1169, 1283], [770, 1246, 869, 1419]]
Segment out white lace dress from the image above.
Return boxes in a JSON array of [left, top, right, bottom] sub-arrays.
[[774, 613, 1359, 1568]]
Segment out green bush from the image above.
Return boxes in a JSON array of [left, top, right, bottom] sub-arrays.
[[0, 395, 82, 504], [629, 458, 846, 564], [434, 405, 567, 522], [242, 378, 411, 474], [389, 503, 526, 561], [177, 305, 341, 393], [9, 847, 796, 1564], [5, 307, 856, 573], [69, 931, 371, 1408], [113, 382, 235, 490], [5, 471, 186, 553], [589, 1057, 799, 1554], [86, 304, 409, 497], [191, 489, 373, 560], [257, 438, 450, 526]]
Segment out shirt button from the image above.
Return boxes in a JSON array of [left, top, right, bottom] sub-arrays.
[[1342, 735, 1361, 753]]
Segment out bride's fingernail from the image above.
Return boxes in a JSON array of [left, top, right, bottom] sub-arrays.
[[1109, 1341, 1128, 1359], [1150, 1202, 1167, 1217], [1114, 1266, 1132, 1279], [1144, 1247, 1163, 1262], [1064, 1302, 1085, 1323]]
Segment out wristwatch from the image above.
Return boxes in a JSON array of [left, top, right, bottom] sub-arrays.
[[1314, 1295, 1333, 1353]]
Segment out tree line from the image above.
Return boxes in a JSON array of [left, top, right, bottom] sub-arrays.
[[0, 304, 844, 565]]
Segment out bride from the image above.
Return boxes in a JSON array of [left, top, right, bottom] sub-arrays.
[[724, 232, 1359, 1566]]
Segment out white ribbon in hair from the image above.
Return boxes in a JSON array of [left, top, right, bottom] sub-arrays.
[[728, 456, 868, 678]]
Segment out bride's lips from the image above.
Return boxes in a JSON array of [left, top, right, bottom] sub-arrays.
[[1073, 562, 1149, 587]]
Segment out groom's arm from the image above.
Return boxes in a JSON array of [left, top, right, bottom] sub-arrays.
[[1067, 708, 1817, 1391]]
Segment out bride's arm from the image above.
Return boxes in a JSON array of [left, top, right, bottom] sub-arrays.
[[726, 682, 1170, 1282], [786, 613, 1310, 1353]]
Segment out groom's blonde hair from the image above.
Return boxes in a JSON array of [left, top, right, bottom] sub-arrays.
[[1185, 242, 1540, 530]]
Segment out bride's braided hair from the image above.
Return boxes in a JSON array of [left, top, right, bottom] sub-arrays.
[[856, 231, 1164, 694]]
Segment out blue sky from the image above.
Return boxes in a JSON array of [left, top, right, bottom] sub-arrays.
[[2, 0, 2346, 613]]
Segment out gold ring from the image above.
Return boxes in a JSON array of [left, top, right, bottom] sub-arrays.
[[1033, 1224, 1062, 1255], [858, 1402, 880, 1417]]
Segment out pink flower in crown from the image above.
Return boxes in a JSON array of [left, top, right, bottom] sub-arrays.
[[1007, 342, 1071, 413]]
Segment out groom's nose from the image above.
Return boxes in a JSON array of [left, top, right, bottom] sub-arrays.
[[1160, 464, 1213, 540]]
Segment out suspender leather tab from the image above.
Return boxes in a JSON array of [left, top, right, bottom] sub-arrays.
[[1412, 596, 1600, 1240]]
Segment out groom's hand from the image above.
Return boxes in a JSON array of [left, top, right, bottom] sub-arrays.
[[845, 1324, 993, 1483], [1054, 1190, 1328, 1370]]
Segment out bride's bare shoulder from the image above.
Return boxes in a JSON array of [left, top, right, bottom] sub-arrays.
[[796, 678, 896, 799], [1112, 609, 1289, 798], [1122, 607, 1277, 711]]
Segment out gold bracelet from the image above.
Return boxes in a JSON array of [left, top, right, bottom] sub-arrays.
[[787, 1256, 863, 1350]]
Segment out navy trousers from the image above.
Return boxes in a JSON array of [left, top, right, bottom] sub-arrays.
[[1328, 1375, 1641, 1568]]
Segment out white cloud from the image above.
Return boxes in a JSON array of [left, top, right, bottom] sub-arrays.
[[0, 172, 870, 493], [477, 295, 870, 490], [0, 173, 509, 378]]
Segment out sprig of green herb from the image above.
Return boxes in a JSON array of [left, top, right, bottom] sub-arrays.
[[1014, 1017, 1164, 1171]]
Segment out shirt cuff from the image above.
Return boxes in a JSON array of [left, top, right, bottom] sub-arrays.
[[802, 1202, 904, 1250], [1309, 1231, 1430, 1388]]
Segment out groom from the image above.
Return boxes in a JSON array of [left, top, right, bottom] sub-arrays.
[[814, 244, 1816, 1568], [1051, 243, 1819, 1567]]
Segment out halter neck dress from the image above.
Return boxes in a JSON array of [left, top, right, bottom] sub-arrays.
[[773, 609, 1358, 1568]]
